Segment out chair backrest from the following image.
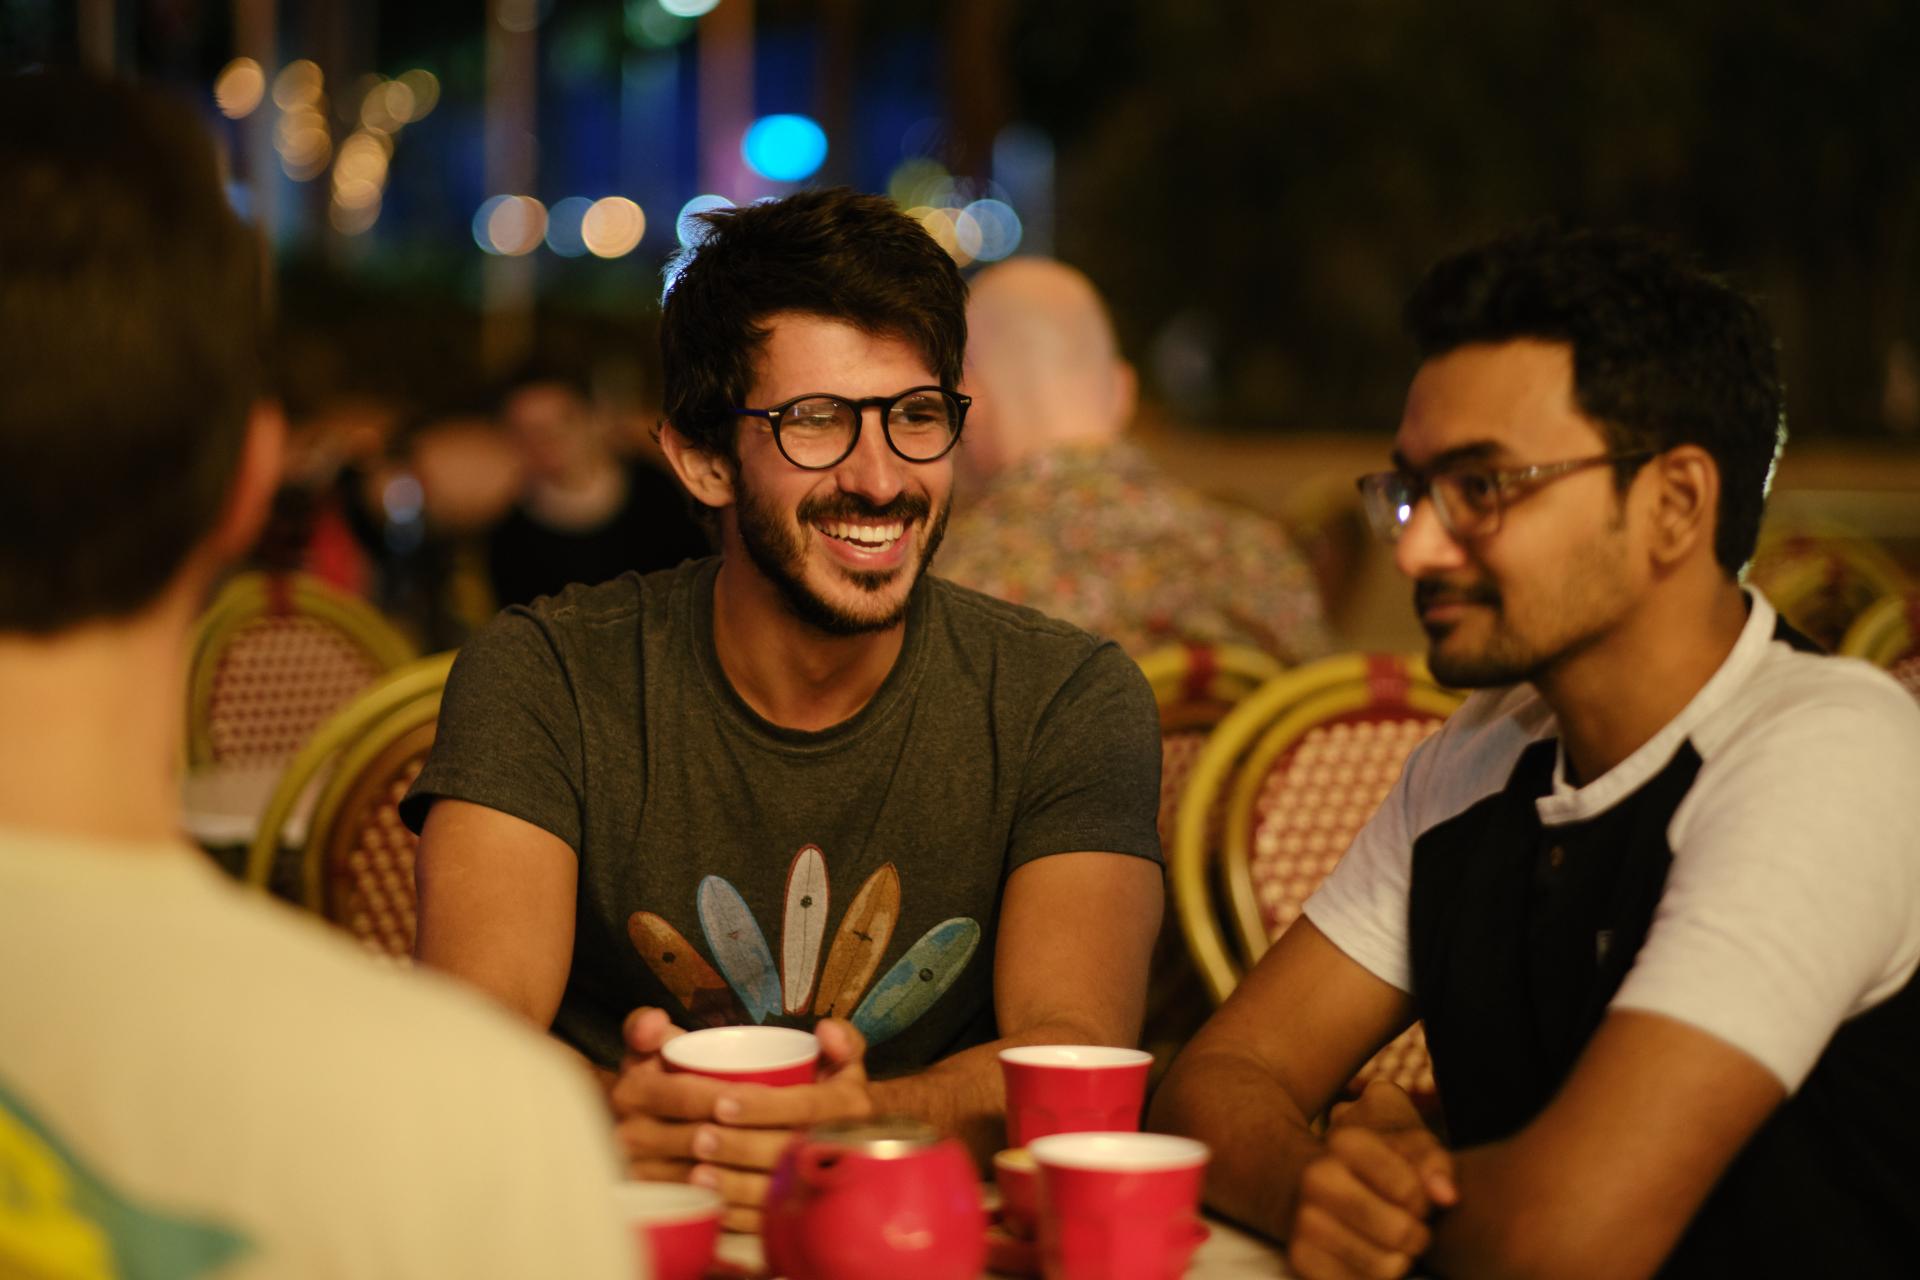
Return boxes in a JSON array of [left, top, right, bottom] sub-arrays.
[[1171, 653, 1462, 1096], [187, 572, 417, 770], [246, 653, 455, 961], [1840, 590, 1920, 703], [1748, 523, 1912, 652]]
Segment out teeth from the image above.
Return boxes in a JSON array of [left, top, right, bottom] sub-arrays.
[[818, 520, 905, 547]]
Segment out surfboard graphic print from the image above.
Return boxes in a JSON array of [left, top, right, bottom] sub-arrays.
[[697, 875, 782, 1024], [850, 917, 982, 1046], [780, 844, 830, 1014], [627, 911, 747, 1028], [812, 862, 901, 1018]]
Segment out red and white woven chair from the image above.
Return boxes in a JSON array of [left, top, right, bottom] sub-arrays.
[[1840, 590, 1920, 705], [1748, 521, 1912, 652], [186, 572, 417, 772], [245, 653, 454, 961], [1170, 653, 1462, 1101]]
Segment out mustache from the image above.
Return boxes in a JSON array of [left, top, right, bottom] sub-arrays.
[[1414, 578, 1501, 611], [798, 493, 932, 525]]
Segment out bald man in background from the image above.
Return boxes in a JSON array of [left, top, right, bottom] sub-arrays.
[[939, 258, 1330, 662]]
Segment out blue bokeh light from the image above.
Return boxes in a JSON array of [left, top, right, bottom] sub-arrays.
[[675, 193, 735, 248], [741, 114, 828, 183], [472, 195, 512, 254], [546, 197, 593, 258]]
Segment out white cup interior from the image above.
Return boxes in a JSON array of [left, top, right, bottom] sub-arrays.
[[661, 1025, 820, 1073], [1028, 1132, 1210, 1172], [610, 1181, 723, 1225], [998, 1045, 1153, 1070]]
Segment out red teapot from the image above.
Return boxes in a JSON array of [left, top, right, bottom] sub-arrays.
[[763, 1118, 986, 1280]]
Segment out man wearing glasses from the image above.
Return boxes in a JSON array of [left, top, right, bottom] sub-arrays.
[[406, 189, 1163, 1230], [1153, 227, 1920, 1278]]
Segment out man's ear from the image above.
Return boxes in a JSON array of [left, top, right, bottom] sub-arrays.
[[207, 400, 287, 561], [1647, 445, 1719, 569], [659, 420, 735, 510]]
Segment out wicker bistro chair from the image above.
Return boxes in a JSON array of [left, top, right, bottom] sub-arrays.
[[1134, 644, 1289, 1074], [245, 653, 455, 961], [1171, 653, 1463, 1099], [186, 572, 417, 771], [1748, 523, 1912, 653], [1840, 590, 1920, 703]]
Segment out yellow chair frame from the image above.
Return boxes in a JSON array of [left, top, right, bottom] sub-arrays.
[[1136, 643, 1286, 719], [1839, 591, 1920, 667], [187, 572, 417, 768], [244, 652, 455, 903], [1172, 653, 1460, 1004]]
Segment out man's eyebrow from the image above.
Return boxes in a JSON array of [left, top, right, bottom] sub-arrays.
[[1390, 441, 1508, 472]]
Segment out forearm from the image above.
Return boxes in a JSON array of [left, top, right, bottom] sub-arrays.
[[1420, 1143, 1667, 1280], [1146, 1045, 1325, 1241], [869, 1016, 1119, 1164]]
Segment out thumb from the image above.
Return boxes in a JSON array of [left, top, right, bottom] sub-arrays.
[[814, 1018, 869, 1067], [1417, 1146, 1458, 1207], [622, 1006, 684, 1056]]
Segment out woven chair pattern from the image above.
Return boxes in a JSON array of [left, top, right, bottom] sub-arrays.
[[1893, 656, 1920, 704], [329, 752, 427, 962], [1246, 711, 1444, 1096], [206, 616, 387, 764]]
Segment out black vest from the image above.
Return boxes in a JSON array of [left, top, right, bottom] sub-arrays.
[[1408, 630, 1920, 1277]]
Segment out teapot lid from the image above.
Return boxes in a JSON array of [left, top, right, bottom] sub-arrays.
[[804, 1116, 942, 1157]]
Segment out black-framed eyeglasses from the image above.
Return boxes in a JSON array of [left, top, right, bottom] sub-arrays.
[[1356, 449, 1655, 543], [732, 386, 970, 470]]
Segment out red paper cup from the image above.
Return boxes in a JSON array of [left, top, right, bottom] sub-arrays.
[[661, 1026, 820, 1086], [998, 1046, 1152, 1148], [610, 1181, 722, 1280], [1029, 1132, 1211, 1280], [993, 1147, 1040, 1240]]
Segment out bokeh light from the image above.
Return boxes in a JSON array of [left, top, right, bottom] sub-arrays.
[[887, 158, 953, 211], [659, 0, 722, 15], [546, 196, 593, 258], [628, 1, 695, 47], [214, 58, 265, 119], [963, 199, 1023, 261], [271, 60, 323, 110], [474, 195, 547, 256], [396, 70, 440, 121], [908, 206, 982, 267], [742, 114, 828, 183], [675, 194, 735, 248], [583, 197, 647, 257], [329, 198, 380, 236]]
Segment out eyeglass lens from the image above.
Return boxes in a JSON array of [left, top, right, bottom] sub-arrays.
[[777, 391, 960, 467], [1363, 471, 1501, 542]]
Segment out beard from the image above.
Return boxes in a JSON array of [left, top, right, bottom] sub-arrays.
[[1414, 578, 1531, 688], [734, 478, 949, 637]]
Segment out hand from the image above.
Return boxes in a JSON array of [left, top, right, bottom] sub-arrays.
[[1288, 1090, 1456, 1280], [607, 1008, 728, 1188]]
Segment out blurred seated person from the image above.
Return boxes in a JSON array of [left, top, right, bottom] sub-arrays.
[[0, 73, 632, 1279], [1150, 227, 1920, 1279], [487, 368, 708, 608], [938, 258, 1331, 663]]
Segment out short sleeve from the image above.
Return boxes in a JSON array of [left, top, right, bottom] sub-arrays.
[[400, 607, 587, 850], [1299, 733, 1426, 993], [1007, 642, 1163, 869], [1610, 681, 1920, 1091]]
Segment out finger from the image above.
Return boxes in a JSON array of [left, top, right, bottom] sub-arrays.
[[691, 1162, 773, 1212], [812, 1018, 867, 1068], [691, 1123, 797, 1173], [713, 1078, 873, 1129], [1326, 1128, 1430, 1216], [1298, 1153, 1432, 1256], [1408, 1142, 1458, 1208], [719, 1205, 762, 1235], [622, 1006, 685, 1055], [625, 1157, 695, 1183], [1292, 1201, 1415, 1280], [614, 1112, 703, 1162], [610, 1063, 728, 1120], [1328, 1099, 1355, 1129]]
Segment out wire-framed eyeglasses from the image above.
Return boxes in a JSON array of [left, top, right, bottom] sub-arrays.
[[732, 386, 969, 470], [1356, 449, 1654, 543]]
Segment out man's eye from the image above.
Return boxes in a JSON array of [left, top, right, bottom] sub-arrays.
[[1454, 473, 1498, 507]]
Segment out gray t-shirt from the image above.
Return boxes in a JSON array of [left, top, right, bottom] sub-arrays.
[[402, 557, 1162, 1076]]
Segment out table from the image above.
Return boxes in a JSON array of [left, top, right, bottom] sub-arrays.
[[711, 1212, 1297, 1278]]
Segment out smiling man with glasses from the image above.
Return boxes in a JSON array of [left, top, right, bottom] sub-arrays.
[[405, 188, 1164, 1231], [1154, 227, 1920, 1279]]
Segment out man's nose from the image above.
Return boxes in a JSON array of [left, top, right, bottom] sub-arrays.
[[833, 407, 907, 502], [1393, 492, 1469, 580]]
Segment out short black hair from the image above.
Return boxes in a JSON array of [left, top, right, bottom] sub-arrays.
[[659, 188, 968, 455], [1404, 226, 1785, 576], [0, 72, 263, 630]]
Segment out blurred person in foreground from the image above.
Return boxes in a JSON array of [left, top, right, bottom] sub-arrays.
[[937, 257, 1330, 663], [0, 74, 632, 1279], [486, 367, 709, 609], [404, 189, 1164, 1230], [1151, 227, 1920, 1279]]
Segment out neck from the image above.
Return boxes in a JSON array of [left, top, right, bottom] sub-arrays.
[[1535, 575, 1749, 785], [709, 558, 906, 732], [0, 583, 201, 847]]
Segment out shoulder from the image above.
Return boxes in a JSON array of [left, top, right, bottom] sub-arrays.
[[1396, 683, 1554, 830], [1694, 642, 1920, 767], [923, 574, 1112, 656]]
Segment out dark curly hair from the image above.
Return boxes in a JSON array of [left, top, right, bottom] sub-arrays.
[[659, 188, 967, 455], [1404, 226, 1785, 576]]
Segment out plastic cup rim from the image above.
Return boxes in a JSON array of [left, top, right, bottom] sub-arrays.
[[609, 1180, 724, 1225], [660, 1025, 820, 1074], [1028, 1131, 1211, 1171], [997, 1045, 1154, 1070]]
